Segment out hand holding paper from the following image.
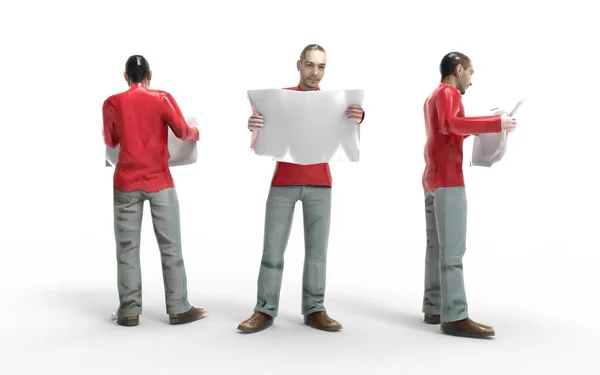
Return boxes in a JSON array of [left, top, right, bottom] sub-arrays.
[[471, 98, 525, 167], [247, 108, 263, 150], [105, 114, 201, 167], [345, 105, 364, 123], [501, 114, 517, 132]]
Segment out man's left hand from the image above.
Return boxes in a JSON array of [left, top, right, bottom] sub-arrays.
[[345, 105, 364, 124]]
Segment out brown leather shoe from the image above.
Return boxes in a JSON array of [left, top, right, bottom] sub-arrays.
[[425, 314, 492, 328], [441, 318, 495, 338], [473, 320, 494, 330], [237, 312, 274, 333], [424, 314, 441, 324], [304, 311, 342, 332], [168, 306, 206, 325], [112, 312, 139, 327]]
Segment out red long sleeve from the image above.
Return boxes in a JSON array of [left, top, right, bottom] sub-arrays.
[[436, 87, 501, 136], [102, 98, 120, 148], [422, 83, 501, 192], [102, 83, 199, 192], [161, 92, 200, 141]]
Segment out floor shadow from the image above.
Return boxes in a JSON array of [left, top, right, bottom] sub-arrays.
[[42, 287, 440, 334], [329, 295, 435, 333], [42, 287, 261, 324], [41, 286, 118, 323]]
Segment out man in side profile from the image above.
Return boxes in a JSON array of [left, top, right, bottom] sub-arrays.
[[238, 44, 365, 334], [103, 54, 205, 327], [421, 52, 517, 338]]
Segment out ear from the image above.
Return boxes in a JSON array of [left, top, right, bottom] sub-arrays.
[[455, 64, 462, 76], [147, 70, 152, 81], [123, 72, 129, 82], [297, 60, 301, 71]]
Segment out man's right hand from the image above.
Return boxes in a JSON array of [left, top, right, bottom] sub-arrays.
[[248, 111, 263, 131], [500, 114, 517, 132]]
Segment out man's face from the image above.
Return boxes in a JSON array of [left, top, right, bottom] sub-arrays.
[[456, 63, 473, 95], [297, 50, 326, 90]]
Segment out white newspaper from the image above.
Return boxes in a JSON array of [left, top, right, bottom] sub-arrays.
[[247, 89, 364, 165], [471, 98, 525, 167], [105, 115, 201, 167]]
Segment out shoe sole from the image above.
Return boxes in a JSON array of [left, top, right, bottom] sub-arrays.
[[169, 313, 206, 325], [424, 316, 441, 324], [112, 312, 139, 327], [304, 320, 343, 332], [117, 319, 139, 326], [441, 327, 495, 338], [237, 320, 273, 334]]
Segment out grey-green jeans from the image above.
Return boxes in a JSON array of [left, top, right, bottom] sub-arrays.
[[422, 186, 469, 323], [113, 187, 192, 317], [254, 186, 332, 317]]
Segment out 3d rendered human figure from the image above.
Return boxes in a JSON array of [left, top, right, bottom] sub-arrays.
[[237, 44, 365, 333], [102, 55, 205, 327], [421, 52, 517, 338]]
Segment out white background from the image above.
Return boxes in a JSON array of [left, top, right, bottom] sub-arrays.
[[1, 0, 598, 374]]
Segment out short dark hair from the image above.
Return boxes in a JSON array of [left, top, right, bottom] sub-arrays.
[[439, 52, 471, 80], [125, 55, 150, 83], [300, 44, 326, 62]]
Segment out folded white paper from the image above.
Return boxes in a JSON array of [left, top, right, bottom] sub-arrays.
[[247, 89, 364, 165], [471, 98, 525, 167], [105, 115, 200, 167]]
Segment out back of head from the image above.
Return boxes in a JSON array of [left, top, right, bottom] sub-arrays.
[[125, 55, 150, 83], [439, 52, 470, 80]]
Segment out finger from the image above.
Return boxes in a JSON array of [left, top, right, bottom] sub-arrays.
[[346, 112, 362, 117]]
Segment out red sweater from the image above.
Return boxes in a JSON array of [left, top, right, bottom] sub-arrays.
[[270, 85, 364, 187], [422, 83, 502, 192], [102, 83, 199, 193]]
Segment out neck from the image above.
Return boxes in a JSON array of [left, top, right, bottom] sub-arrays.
[[441, 76, 458, 89], [129, 80, 149, 87]]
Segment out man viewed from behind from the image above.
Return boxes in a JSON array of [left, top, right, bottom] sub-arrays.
[[102, 54, 205, 327]]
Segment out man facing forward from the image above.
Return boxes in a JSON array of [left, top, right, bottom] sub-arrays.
[[238, 44, 365, 333], [421, 52, 517, 338]]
